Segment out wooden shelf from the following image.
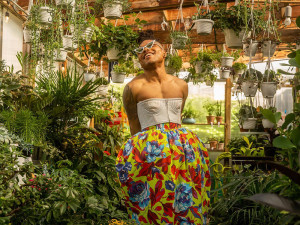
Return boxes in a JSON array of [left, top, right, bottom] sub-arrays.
[[239, 132, 269, 135], [207, 149, 225, 152]]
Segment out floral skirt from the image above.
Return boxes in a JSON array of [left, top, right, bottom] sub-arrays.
[[116, 123, 211, 225]]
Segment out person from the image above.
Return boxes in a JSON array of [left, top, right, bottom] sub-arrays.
[[115, 38, 211, 225]]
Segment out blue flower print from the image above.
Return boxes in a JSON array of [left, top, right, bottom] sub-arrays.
[[178, 217, 195, 225], [131, 213, 141, 225], [116, 162, 132, 183], [184, 142, 196, 163], [123, 139, 134, 157], [144, 141, 166, 163], [129, 181, 150, 209], [138, 132, 148, 140], [173, 183, 193, 213], [165, 181, 175, 191]]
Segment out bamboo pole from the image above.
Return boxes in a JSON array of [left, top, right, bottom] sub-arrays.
[[224, 78, 232, 152]]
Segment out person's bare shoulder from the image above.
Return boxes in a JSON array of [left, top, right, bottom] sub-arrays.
[[126, 74, 146, 92], [169, 74, 188, 89]]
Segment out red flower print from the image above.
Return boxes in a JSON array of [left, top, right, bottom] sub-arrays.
[[104, 151, 111, 155]]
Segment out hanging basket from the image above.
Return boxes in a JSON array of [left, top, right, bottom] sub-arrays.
[[242, 118, 257, 130], [182, 118, 196, 124], [262, 41, 277, 57], [224, 29, 248, 49], [241, 81, 258, 97], [260, 82, 277, 98], [206, 80, 213, 87], [107, 47, 120, 60], [230, 74, 239, 83], [195, 61, 203, 74], [172, 35, 188, 50], [23, 27, 31, 43], [111, 71, 125, 83], [133, 58, 142, 69], [221, 57, 234, 67], [243, 41, 259, 57], [165, 66, 176, 75], [262, 118, 275, 129], [103, 1, 123, 19], [98, 85, 109, 96], [82, 27, 94, 43], [220, 69, 231, 79], [62, 35, 77, 51], [39, 6, 53, 25], [194, 19, 214, 35], [54, 48, 67, 62], [84, 73, 96, 82], [234, 68, 245, 75]]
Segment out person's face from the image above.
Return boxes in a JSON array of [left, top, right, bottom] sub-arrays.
[[136, 40, 166, 69]]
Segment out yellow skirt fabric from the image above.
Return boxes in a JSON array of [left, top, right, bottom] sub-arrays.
[[116, 123, 211, 225]]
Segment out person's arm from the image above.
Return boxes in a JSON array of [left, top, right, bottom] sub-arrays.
[[123, 84, 141, 136]]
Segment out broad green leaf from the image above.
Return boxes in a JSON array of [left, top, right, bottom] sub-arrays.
[[289, 58, 300, 68], [60, 203, 67, 215], [277, 69, 295, 75], [282, 113, 295, 129], [243, 136, 250, 146], [261, 109, 277, 124], [287, 51, 296, 58], [273, 136, 296, 149], [291, 127, 300, 147], [296, 16, 300, 28], [296, 50, 300, 66], [295, 103, 300, 111], [274, 112, 282, 124]]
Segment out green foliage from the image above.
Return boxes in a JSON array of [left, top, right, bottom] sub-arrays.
[[165, 53, 183, 73], [262, 70, 281, 82], [236, 104, 257, 124], [203, 101, 216, 116], [90, 22, 139, 60], [230, 136, 264, 156], [94, 0, 131, 13], [182, 102, 197, 119], [240, 68, 263, 82], [232, 62, 247, 71], [192, 3, 213, 20], [221, 50, 241, 61], [215, 101, 222, 117]]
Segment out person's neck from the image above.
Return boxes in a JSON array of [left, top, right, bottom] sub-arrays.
[[144, 65, 167, 82]]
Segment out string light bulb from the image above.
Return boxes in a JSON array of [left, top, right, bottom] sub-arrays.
[[5, 12, 10, 23], [284, 6, 292, 26]]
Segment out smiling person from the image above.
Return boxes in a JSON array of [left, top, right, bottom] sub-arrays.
[[116, 31, 211, 225]]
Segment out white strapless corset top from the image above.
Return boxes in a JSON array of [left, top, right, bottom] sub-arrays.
[[137, 98, 182, 130]]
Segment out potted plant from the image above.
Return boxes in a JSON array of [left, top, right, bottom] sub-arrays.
[[220, 51, 240, 67], [193, 49, 217, 74], [261, 40, 277, 57], [84, 67, 96, 82], [236, 104, 258, 130], [213, 4, 263, 49], [243, 39, 260, 57], [240, 69, 263, 97], [96, 0, 131, 19], [170, 31, 189, 50], [111, 63, 127, 83], [232, 62, 247, 75], [192, 3, 214, 35], [38, 5, 53, 25], [53, 42, 67, 62], [218, 137, 224, 150], [204, 101, 216, 124], [89, 23, 138, 61], [23, 21, 39, 43], [260, 107, 277, 129], [81, 24, 95, 43], [205, 73, 217, 87], [215, 101, 223, 124], [260, 70, 281, 98], [219, 68, 231, 79], [182, 105, 197, 124], [165, 53, 182, 75], [62, 35, 77, 51], [207, 137, 218, 149], [98, 78, 110, 96]]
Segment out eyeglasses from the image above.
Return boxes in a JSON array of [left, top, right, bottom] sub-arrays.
[[134, 40, 163, 54]]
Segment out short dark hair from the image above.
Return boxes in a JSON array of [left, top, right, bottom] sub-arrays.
[[137, 30, 160, 45]]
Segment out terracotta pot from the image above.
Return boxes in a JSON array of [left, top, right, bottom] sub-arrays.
[[218, 142, 224, 150], [206, 115, 215, 124], [209, 140, 218, 149], [216, 116, 223, 124]]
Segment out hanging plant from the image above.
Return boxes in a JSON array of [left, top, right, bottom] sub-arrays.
[[170, 31, 189, 50], [192, 2, 214, 35], [260, 70, 281, 98], [232, 62, 247, 75], [240, 69, 263, 97], [236, 104, 258, 130], [165, 53, 183, 75], [94, 0, 131, 19], [89, 22, 138, 61]]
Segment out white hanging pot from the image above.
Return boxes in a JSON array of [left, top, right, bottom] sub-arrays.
[[55, 0, 75, 7], [194, 19, 214, 35], [111, 71, 125, 83], [224, 29, 249, 49], [262, 118, 275, 129], [242, 118, 257, 130], [84, 73, 96, 82], [221, 57, 234, 67], [62, 35, 77, 51], [220, 69, 231, 79], [98, 85, 109, 96], [243, 41, 259, 57], [262, 41, 277, 57], [260, 82, 277, 98], [230, 74, 239, 83], [241, 81, 258, 97], [82, 27, 94, 43], [54, 48, 67, 62], [107, 47, 120, 60], [165, 66, 176, 75], [195, 61, 203, 74], [39, 6, 53, 25], [172, 35, 188, 49], [23, 27, 31, 43], [103, 1, 123, 19]]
